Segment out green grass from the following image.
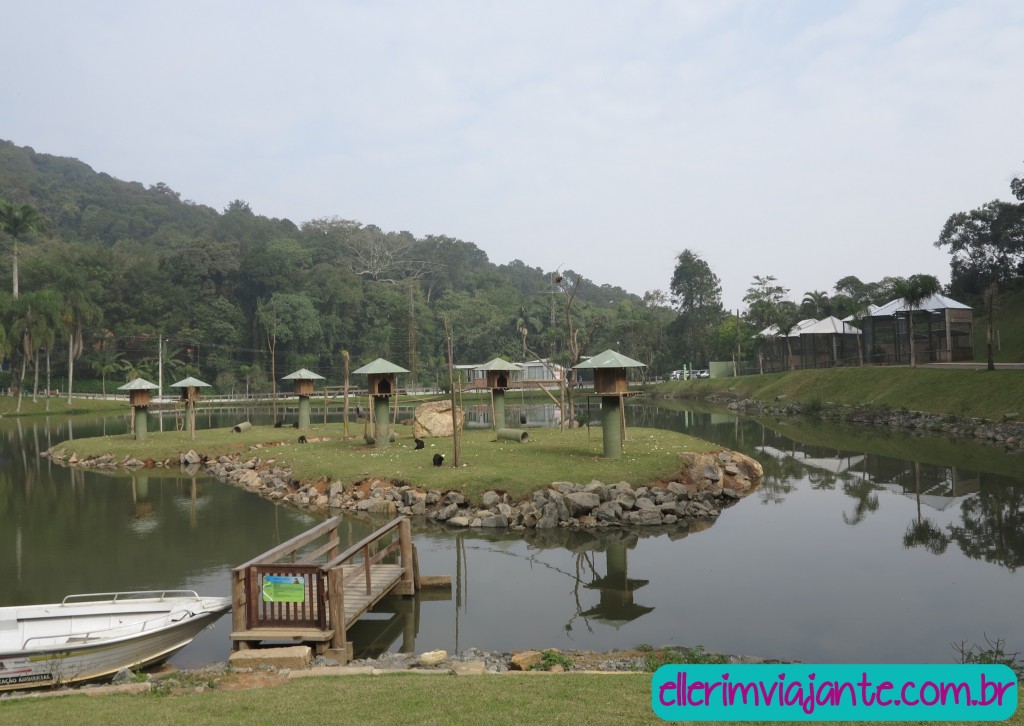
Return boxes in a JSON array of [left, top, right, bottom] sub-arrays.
[[1, 674, 1020, 726], [0, 395, 123, 417], [655, 367, 1024, 422], [49, 424, 718, 501], [0, 673, 661, 726]]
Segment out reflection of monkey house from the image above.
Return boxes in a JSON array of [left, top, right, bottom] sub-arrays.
[[581, 542, 654, 626]]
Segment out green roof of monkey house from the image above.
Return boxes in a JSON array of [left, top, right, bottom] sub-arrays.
[[573, 349, 647, 370]]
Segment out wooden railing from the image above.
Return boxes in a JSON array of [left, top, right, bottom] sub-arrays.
[[231, 516, 415, 659]]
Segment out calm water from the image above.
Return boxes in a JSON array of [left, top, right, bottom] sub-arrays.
[[0, 402, 1021, 667]]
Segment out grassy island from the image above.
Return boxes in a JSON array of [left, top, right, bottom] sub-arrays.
[[49, 424, 720, 501]]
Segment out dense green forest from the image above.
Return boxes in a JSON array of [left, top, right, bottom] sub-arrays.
[[0, 139, 665, 398], [0, 139, 1021, 401]]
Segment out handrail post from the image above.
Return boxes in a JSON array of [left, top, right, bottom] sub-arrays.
[[327, 565, 349, 664], [231, 568, 248, 650], [363, 544, 372, 595], [396, 518, 415, 595]]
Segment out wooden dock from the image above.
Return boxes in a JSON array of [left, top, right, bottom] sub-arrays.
[[230, 517, 442, 662]]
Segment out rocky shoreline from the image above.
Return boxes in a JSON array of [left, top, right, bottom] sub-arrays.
[[44, 446, 764, 530], [706, 395, 1024, 450]]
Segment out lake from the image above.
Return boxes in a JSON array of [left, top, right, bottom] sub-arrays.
[[0, 401, 1020, 668]]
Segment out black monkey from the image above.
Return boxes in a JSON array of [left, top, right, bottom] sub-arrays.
[[297, 435, 308, 444], [414, 438, 425, 450], [432, 453, 444, 467]]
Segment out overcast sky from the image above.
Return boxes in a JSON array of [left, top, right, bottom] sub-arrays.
[[3, 1, 1022, 309]]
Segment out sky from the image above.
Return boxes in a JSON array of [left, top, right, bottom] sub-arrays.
[[2, 1, 1022, 310]]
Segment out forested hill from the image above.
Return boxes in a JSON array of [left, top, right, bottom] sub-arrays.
[[0, 139, 663, 392]]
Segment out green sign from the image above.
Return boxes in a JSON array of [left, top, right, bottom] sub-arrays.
[[262, 575, 306, 603]]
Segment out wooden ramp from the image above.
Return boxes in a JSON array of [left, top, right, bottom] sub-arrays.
[[230, 517, 427, 662]]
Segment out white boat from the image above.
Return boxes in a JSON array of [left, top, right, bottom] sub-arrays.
[[0, 590, 231, 691]]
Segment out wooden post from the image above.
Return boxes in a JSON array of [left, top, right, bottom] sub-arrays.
[[231, 569, 248, 650], [327, 566, 348, 662], [363, 544, 372, 595], [395, 518, 415, 595]]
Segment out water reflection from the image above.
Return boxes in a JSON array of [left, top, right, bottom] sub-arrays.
[[2, 404, 1023, 666]]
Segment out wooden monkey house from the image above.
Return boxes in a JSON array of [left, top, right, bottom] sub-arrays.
[[352, 358, 409, 448], [477, 357, 520, 431], [170, 376, 211, 441], [118, 378, 159, 442], [573, 349, 646, 460], [282, 368, 325, 430]]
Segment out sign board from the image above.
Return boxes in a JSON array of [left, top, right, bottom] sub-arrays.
[[261, 575, 306, 603]]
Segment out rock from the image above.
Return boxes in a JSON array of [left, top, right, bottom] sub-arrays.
[[355, 498, 396, 516], [536, 503, 559, 529], [625, 509, 663, 526], [111, 667, 135, 685], [447, 516, 471, 527], [583, 480, 609, 501], [634, 496, 657, 510], [418, 650, 448, 667], [481, 491, 500, 508], [564, 491, 601, 516], [436, 503, 460, 521], [479, 514, 508, 528], [412, 401, 464, 439], [510, 651, 543, 671]]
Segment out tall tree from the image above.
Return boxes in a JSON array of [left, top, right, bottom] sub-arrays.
[[934, 199, 1024, 302], [742, 275, 789, 332], [894, 274, 942, 367], [0, 200, 42, 300], [669, 250, 724, 365], [257, 293, 322, 415]]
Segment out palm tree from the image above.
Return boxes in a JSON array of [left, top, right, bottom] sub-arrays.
[[10, 292, 56, 412], [0, 201, 42, 300], [238, 364, 254, 398], [894, 274, 942, 367], [774, 302, 802, 370], [51, 263, 102, 405], [90, 349, 124, 397], [28, 289, 62, 404], [801, 290, 830, 319]]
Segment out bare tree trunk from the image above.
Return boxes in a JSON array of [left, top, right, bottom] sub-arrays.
[[66, 333, 76, 406], [45, 347, 51, 412], [444, 319, 460, 467]]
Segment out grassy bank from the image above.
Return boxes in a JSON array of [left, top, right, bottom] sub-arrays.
[[49, 424, 718, 501], [0, 396, 124, 417], [3, 673, 660, 726], [653, 367, 1024, 421], [2, 673, 1020, 726]]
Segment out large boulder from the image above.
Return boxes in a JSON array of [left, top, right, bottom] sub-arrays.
[[413, 401, 464, 439]]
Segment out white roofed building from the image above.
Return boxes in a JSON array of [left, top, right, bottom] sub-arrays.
[[859, 294, 973, 364]]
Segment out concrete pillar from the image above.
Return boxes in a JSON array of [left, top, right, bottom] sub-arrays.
[[135, 407, 148, 442], [373, 396, 391, 448], [601, 396, 622, 459], [298, 396, 311, 429]]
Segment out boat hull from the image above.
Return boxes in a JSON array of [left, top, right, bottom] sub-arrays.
[[0, 592, 231, 691]]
